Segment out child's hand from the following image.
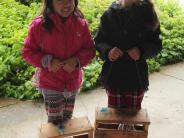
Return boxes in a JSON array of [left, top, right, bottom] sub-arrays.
[[127, 47, 141, 61], [108, 47, 123, 61], [49, 58, 63, 72], [62, 57, 78, 73]]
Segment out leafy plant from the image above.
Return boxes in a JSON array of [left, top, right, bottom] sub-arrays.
[[153, 0, 184, 65], [15, 0, 40, 5], [0, 0, 40, 99]]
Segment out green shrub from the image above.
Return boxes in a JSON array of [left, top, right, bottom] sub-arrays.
[[82, 59, 102, 91], [153, 0, 184, 65], [15, 0, 40, 5], [0, 0, 40, 99], [79, 0, 112, 36]]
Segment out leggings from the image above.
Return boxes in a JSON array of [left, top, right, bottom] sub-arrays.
[[40, 89, 77, 124]]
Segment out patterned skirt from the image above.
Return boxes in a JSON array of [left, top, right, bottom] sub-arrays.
[[106, 88, 145, 110]]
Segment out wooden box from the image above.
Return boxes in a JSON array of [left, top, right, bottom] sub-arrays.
[[39, 117, 93, 138], [94, 107, 150, 138]]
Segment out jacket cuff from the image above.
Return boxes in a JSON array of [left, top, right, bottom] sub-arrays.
[[137, 45, 145, 59], [97, 42, 112, 60], [75, 57, 80, 68], [42, 54, 53, 68]]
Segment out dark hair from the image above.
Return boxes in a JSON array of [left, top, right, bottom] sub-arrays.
[[40, 0, 84, 31], [119, 0, 159, 31], [142, 0, 159, 31], [136, 0, 159, 31]]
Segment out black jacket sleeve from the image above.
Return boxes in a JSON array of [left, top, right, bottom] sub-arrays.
[[139, 25, 162, 59], [94, 11, 112, 60]]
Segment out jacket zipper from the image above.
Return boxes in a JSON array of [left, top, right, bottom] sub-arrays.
[[62, 25, 67, 89]]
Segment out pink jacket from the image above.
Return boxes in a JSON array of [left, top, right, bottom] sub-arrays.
[[22, 13, 95, 92]]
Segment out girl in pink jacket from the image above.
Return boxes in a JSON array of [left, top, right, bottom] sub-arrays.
[[22, 0, 95, 126]]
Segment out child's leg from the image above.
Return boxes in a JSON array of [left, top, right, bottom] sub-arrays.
[[106, 88, 126, 109], [122, 90, 145, 109], [63, 94, 76, 120], [107, 89, 145, 131], [43, 92, 65, 125], [106, 89, 144, 109]]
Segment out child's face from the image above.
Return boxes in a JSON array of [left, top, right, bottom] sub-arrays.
[[53, 0, 75, 17]]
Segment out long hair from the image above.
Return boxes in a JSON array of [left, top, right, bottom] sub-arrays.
[[40, 0, 84, 31], [143, 0, 159, 31], [119, 0, 159, 31]]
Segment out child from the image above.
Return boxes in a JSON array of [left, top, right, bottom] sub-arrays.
[[22, 0, 95, 125], [95, 0, 162, 110]]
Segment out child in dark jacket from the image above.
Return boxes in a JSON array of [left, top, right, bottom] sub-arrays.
[[95, 0, 162, 110], [22, 0, 95, 126]]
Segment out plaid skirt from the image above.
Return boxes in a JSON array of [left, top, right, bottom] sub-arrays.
[[106, 88, 145, 110]]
